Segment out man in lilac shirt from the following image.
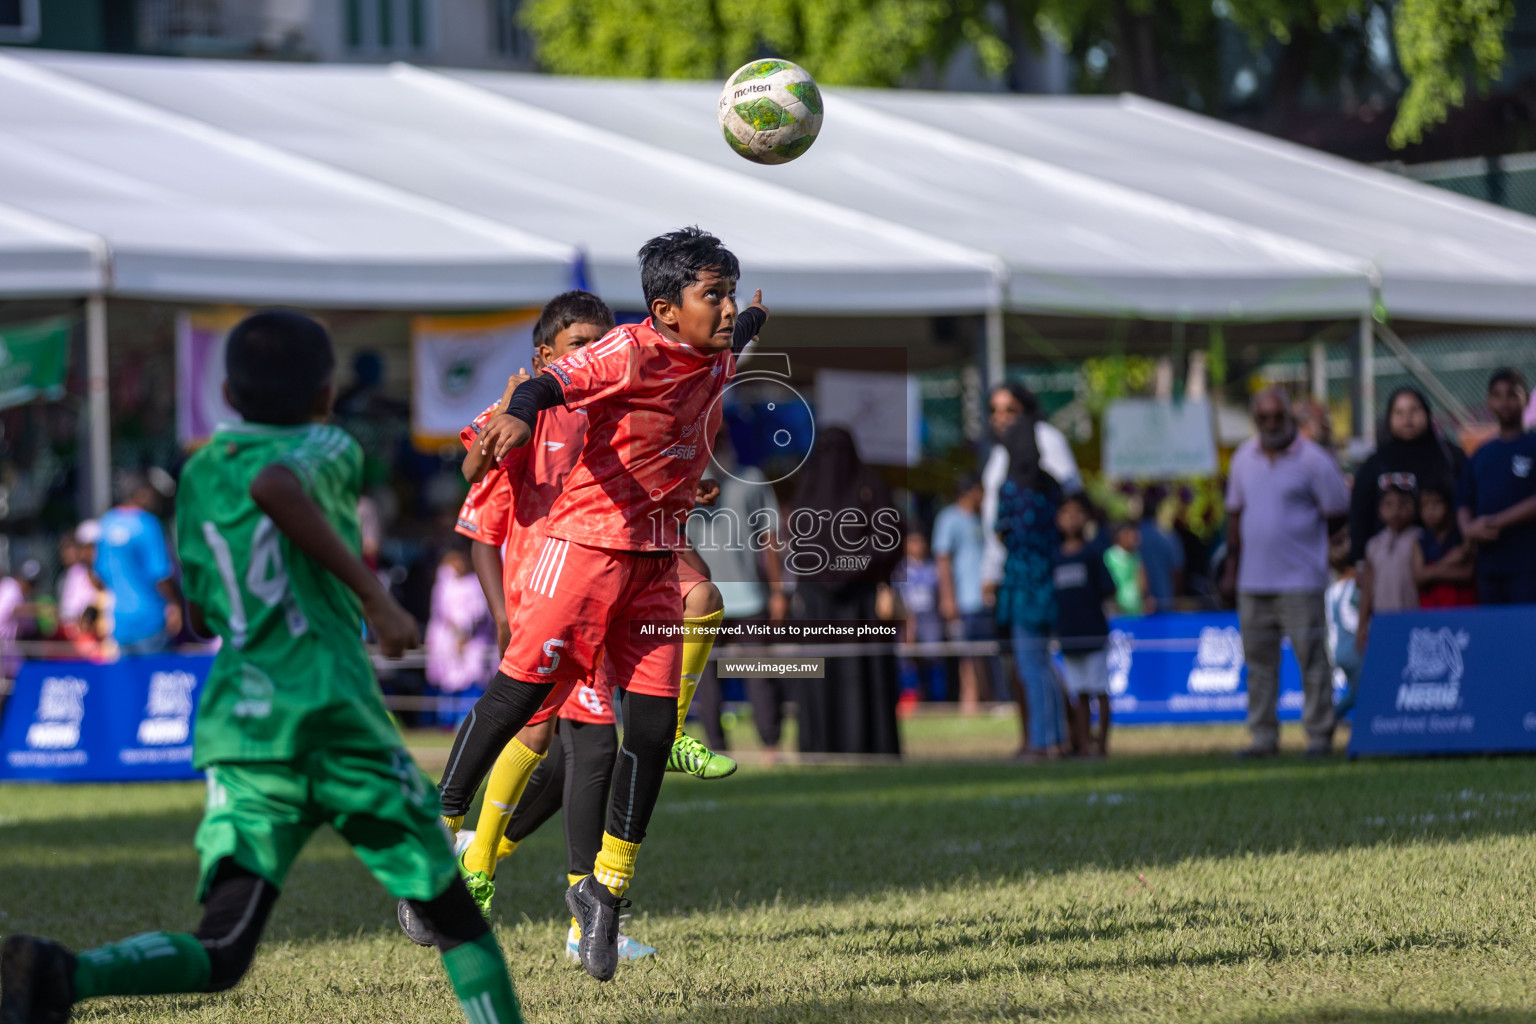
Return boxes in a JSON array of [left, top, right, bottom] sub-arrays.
[[1222, 389, 1350, 757]]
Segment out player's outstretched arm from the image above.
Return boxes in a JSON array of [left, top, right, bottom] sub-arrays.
[[732, 290, 769, 354], [250, 465, 421, 658]]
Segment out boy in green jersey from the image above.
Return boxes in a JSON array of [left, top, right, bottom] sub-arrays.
[[1, 311, 524, 1024]]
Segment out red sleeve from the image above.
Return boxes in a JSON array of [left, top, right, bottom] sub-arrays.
[[460, 401, 505, 451], [543, 329, 636, 410], [456, 468, 512, 546]]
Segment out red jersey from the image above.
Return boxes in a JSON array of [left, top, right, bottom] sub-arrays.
[[455, 400, 587, 594], [541, 318, 734, 551]]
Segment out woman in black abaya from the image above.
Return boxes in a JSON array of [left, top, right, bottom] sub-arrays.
[[785, 428, 904, 756], [1347, 388, 1465, 565]]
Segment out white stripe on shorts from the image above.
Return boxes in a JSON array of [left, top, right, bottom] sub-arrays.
[[544, 539, 570, 596]]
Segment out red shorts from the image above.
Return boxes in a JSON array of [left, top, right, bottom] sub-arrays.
[[500, 538, 683, 702], [520, 653, 616, 727], [528, 565, 702, 728], [558, 671, 617, 726]]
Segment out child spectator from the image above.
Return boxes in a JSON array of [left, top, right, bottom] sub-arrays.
[[895, 529, 946, 707], [1053, 495, 1116, 756], [1413, 480, 1478, 607], [71, 605, 114, 663], [1325, 530, 1362, 716], [1104, 521, 1151, 615], [1357, 482, 1420, 657], [424, 545, 494, 723], [1458, 368, 1536, 604], [58, 520, 105, 637], [0, 560, 39, 681]]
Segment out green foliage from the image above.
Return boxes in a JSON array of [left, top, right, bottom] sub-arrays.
[[521, 0, 1006, 86], [1080, 354, 1157, 416], [524, 0, 1515, 149], [1391, 0, 1513, 145]]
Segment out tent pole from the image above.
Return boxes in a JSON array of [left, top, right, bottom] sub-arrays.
[[1309, 340, 1327, 405], [1358, 311, 1375, 448], [984, 305, 1005, 391], [86, 292, 110, 517]]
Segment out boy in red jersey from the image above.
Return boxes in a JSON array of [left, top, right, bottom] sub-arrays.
[[437, 236, 765, 981], [425, 293, 737, 927]]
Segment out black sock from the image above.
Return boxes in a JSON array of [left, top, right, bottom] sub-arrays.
[[562, 720, 618, 874], [195, 861, 279, 992], [503, 728, 566, 845], [604, 691, 675, 844], [438, 672, 555, 817]]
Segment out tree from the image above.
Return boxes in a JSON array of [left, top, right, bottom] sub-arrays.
[[522, 0, 1513, 147]]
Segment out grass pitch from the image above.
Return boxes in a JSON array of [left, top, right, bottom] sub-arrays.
[[3, 719, 1536, 1023]]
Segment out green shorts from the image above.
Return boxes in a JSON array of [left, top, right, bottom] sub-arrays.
[[195, 747, 458, 903]]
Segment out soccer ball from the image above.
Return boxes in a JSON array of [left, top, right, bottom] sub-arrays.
[[717, 59, 823, 165]]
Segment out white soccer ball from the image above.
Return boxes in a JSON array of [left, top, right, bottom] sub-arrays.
[[717, 59, 824, 165]]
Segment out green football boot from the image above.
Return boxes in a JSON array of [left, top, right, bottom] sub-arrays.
[[458, 855, 496, 918], [666, 733, 738, 779]]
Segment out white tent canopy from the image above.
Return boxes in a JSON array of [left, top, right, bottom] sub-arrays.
[[6, 48, 1536, 322], [0, 201, 104, 296], [2, 51, 1000, 314], [0, 53, 578, 308], [455, 72, 1375, 321], [854, 92, 1536, 325]]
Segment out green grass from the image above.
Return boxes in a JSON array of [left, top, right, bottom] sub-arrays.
[[4, 720, 1536, 1023]]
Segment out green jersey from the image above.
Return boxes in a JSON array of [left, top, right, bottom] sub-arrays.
[[176, 422, 401, 767]]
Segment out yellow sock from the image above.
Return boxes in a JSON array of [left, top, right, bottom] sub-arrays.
[[677, 610, 724, 739], [496, 837, 518, 861], [462, 739, 544, 876], [442, 814, 464, 835], [568, 873, 586, 937], [592, 833, 641, 896]]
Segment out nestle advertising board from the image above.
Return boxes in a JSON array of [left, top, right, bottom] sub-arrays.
[[0, 657, 207, 782], [1347, 606, 1536, 758]]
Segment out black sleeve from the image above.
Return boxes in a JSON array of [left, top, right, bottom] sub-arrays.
[[503, 372, 566, 428], [733, 306, 768, 354]]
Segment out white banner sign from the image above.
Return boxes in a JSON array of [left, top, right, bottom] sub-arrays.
[[1103, 399, 1217, 480], [411, 311, 538, 448], [814, 369, 920, 466]]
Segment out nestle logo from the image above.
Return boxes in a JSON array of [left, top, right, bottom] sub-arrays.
[[1396, 682, 1461, 712], [662, 443, 698, 460]]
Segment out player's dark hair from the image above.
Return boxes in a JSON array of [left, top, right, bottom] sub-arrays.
[[637, 226, 740, 307], [1488, 366, 1529, 394], [225, 310, 336, 426], [955, 471, 982, 497], [533, 290, 614, 349]]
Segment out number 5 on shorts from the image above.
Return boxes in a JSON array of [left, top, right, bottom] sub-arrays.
[[538, 638, 566, 675]]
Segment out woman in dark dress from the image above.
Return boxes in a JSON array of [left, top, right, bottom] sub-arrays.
[[785, 428, 904, 756], [1347, 388, 1465, 565]]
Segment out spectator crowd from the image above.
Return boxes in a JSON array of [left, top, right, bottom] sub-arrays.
[[3, 367, 1535, 766]]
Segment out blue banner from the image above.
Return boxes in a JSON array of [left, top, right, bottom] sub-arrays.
[[0, 656, 213, 783], [1347, 606, 1536, 758], [1104, 612, 1313, 725]]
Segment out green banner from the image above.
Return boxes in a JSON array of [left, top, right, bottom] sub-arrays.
[[0, 316, 72, 410]]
